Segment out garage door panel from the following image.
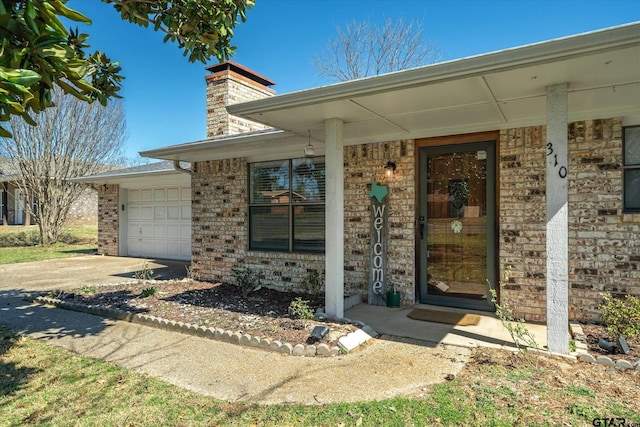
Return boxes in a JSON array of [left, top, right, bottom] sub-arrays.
[[154, 206, 166, 220], [139, 239, 154, 255], [166, 224, 180, 239], [154, 189, 165, 202], [181, 224, 191, 239], [181, 187, 190, 201], [153, 225, 166, 238], [140, 207, 153, 221], [167, 241, 180, 258], [127, 239, 140, 255], [152, 241, 166, 256], [167, 206, 180, 220], [167, 188, 180, 201], [128, 223, 141, 236], [141, 189, 153, 202], [128, 190, 141, 202], [140, 224, 153, 238], [181, 205, 191, 220], [181, 242, 191, 258], [128, 206, 140, 221]]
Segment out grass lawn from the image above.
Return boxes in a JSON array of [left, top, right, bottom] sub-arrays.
[[1, 327, 638, 426], [0, 223, 97, 264]]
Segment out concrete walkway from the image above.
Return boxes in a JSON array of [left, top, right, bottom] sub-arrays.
[[346, 303, 548, 351], [0, 256, 470, 405]]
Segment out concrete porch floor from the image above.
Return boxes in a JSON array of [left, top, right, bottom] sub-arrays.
[[345, 303, 548, 351]]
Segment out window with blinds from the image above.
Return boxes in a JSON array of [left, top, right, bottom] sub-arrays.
[[624, 126, 640, 212], [249, 157, 325, 252]]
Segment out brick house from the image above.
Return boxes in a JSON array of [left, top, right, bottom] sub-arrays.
[[91, 24, 640, 353]]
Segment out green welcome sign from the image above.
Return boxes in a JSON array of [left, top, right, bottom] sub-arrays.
[[368, 182, 389, 306]]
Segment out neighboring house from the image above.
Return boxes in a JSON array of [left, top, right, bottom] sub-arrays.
[[0, 157, 98, 226], [86, 24, 640, 353], [0, 158, 35, 226]]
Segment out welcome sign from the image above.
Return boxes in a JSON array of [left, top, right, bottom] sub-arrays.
[[368, 182, 389, 306]]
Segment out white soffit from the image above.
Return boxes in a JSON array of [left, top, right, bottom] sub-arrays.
[[228, 23, 640, 144]]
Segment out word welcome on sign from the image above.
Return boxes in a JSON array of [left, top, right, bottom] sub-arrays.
[[368, 182, 389, 306]]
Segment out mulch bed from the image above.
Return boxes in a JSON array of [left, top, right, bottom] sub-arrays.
[[57, 279, 357, 348], [52, 279, 638, 362], [580, 322, 639, 363]]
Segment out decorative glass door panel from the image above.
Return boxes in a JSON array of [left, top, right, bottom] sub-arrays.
[[418, 142, 496, 310]]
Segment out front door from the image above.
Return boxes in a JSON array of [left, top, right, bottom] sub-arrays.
[[418, 140, 496, 311]]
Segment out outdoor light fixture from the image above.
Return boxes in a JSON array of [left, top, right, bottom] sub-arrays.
[[309, 325, 329, 342], [384, 161, 396, 177], [304, 130, 315, 157]]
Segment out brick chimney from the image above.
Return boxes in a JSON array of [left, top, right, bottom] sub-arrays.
[[205, 61, 275, 138]]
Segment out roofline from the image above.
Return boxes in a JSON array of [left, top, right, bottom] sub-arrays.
[[72, 168, 184, 183], [0, 175, 20, 183], [227, 22, 640, 118], [139, 129, 291, 159]]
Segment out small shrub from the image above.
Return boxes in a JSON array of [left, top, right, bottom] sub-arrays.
[[47, 289, 65, 299], [133, 262, 155, 282], [138, 286, 157, 298], [231, 267, 260, 298], [185, 261, 201, 281], [599, 293, 640, 339], [301, 270, 323, 295], [288, 297, 314, 320], [79, 286, 95, 294], [489, 268, 539, 356]]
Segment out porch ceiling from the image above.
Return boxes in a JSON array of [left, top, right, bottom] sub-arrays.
[[228, 22, 640, 146]]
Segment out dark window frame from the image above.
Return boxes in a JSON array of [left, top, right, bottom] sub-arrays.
[[248, 157, 326, 253], [623, 125, 640, 213]]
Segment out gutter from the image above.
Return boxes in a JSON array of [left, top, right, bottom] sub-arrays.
[[173, 160, 192, 176]]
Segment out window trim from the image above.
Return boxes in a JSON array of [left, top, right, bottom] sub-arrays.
[[623, 125, 640, 213], [248, 157, 325, 253]]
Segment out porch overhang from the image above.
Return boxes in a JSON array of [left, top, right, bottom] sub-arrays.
[[141, 129, 324, 163], [227, 22, 640, 143]]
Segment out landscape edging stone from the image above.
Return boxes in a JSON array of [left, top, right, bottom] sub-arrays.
[[28, 295, 375, 358]]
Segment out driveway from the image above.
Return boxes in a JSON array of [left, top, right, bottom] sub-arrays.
[[0, 255, 189, 291]]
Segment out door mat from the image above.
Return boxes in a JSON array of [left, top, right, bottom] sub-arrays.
[[407, 308, 481, 326]]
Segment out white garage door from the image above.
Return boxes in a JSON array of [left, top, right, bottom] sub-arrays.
[[126, 186, 191, 261]]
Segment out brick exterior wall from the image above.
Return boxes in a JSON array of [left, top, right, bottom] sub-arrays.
[[205, 69, 274, 138], [191, 140, 416, 301], [97, 184, 119, 256], [498, 118, 640, 322]]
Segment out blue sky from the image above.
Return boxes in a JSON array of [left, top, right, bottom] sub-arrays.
[[66, 0, 640, 160]]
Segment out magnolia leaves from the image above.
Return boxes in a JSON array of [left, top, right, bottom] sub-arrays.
[[0, 0, 254, 137], [0, 0, 124, 137], [107, 0, 255, 63]]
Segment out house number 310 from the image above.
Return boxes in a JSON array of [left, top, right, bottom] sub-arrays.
[[546, 142, 567, 179]]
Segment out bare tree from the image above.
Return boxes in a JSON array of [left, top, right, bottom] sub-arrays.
[[314, 15, 441, 82], [1, 89, 126, 244]]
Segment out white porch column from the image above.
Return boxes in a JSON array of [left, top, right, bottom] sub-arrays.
[[325, 118, 344, 318], [546, 83, 569, 354]]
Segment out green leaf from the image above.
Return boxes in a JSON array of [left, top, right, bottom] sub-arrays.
[[48, 1, 91, 24]]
